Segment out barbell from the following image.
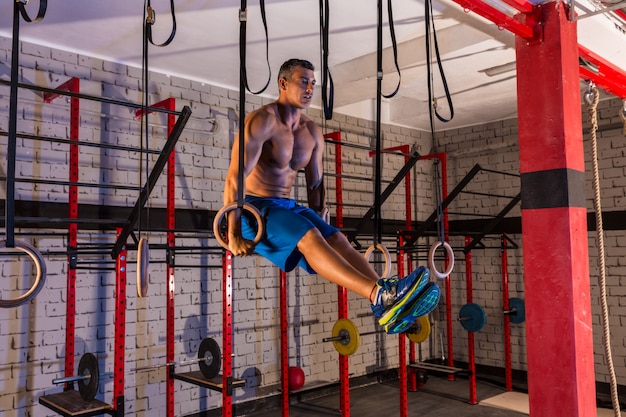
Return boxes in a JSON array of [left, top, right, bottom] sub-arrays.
[[51, 338, 221, 401], [323, 317, 432, 356], [458, 297, 525, 332]]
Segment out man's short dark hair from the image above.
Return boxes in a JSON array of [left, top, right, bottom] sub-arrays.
[[278, 59, 315, 82]]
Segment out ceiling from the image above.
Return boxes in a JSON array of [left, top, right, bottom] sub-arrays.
[[1, 0, 625, 132]]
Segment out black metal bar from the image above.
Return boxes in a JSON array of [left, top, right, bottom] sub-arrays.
[[325, 172, 394, 184], [476, 167, 520, 177], [409, 163, 483, 244], [12, 178, 143, 191], [5, 3, 21, 247], [323, 137, 417, 157], [110, 105, 192, 258], [0, 79, 182, 117], [0, 131, 161, 155], [346, 152, 421, 244], [463, 193, 521, 254], [460, 190, 519, 199]]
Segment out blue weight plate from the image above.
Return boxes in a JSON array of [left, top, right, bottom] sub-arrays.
[[459, 303, 486, 332], [508, 297, 525, 324]]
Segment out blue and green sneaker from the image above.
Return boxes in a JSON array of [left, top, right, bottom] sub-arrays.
[[371, 266, 431, 328], [383, 282, 440, 334]]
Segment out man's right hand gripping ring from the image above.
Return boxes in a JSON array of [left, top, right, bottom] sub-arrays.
[[213, 203, 265, 251]]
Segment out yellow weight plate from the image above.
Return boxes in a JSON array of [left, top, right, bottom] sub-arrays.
[[331, 319, 360, 356], [406, 316, 431, 344]]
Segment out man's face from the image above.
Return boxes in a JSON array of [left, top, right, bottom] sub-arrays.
[[281, 66, 316, 108]]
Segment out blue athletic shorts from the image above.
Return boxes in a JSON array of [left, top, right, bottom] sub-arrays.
[[241, 195, 341, 273]]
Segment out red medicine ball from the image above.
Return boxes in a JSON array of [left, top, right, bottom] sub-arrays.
[[288, 366, 305, 391]]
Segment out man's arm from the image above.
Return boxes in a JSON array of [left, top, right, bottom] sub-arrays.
[[304, 122, 326, 215], [223, 110, 271, 255]]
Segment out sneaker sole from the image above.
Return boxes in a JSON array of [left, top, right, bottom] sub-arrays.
[[377, 267, 429, 328], [384, 283, 440, 334]]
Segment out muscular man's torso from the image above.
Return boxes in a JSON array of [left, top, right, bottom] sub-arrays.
[[246, 104, 317, 198]]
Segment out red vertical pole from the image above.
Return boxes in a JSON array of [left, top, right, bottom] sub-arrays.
[[464, 236, 477, 405], [516, 3, 596, 417], [280, 270, 290, 417], [164, 98, 176, 417], [439, 154, 454, 381], [501, 234, 513, 391], [222, 251, 234, 417], [397, 198, 408, 417], [325, 131, 350, 417], [114, 228, 127, 414], [66, 78, 80, 384], [43, 78, 80, 384], [417, 153, 452, 376]]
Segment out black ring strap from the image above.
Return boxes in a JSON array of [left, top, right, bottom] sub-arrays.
[[240, 0, 271, 95], [146, 0, 177, 47], [319, 0, 334, 120], [17, 0, 48, 23], [425, 0, 454, 123]]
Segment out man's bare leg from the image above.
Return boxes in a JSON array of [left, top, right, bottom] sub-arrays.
[[325, 232, 380, 281], [296, 229, 378, 301]]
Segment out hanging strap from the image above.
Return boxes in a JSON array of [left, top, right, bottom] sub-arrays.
[[146, 0, 177, 47], [240, 0, 271, 95], [425, 0, 454, 123], [382, 0, 401, 99], [319, 0, 334, 120]]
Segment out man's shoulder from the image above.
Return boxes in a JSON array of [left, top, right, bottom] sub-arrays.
[[300, 114, 322, 137]]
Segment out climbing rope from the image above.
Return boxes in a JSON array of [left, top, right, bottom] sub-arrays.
[[586, 83, 621, 417]]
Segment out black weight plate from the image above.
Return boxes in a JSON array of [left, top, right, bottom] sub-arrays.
[[77, 352, 99, 402], [198, 338, 221, 379], [459, 303, 486, 332], [509, 297, 526, 324]]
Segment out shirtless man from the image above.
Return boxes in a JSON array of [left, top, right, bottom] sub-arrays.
[[223, 58, 439, 334]]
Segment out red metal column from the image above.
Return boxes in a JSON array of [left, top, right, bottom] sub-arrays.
[[516, 3, 596, 417], [114, 228, 127, 414], [280, 270, 289, 417], [165, 98, 176, 417], [67, 79, 79, 385], [325, 131, 350, 417], [135, 97, 177, 416], [44, 78, 80, 385], [464, 236, 477, 405], [222, 251, 234, 417], [419, 153, 452, 378], [398, 221, 408, 416], [501, 235, 513, 392]]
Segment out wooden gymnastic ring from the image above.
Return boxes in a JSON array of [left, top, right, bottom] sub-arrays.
[[428, 241, 454, 279], [137, 237, 149, 298], [364, 243, 392, 278], [0, 239, 47, 308], [212, 203, 265, 251]]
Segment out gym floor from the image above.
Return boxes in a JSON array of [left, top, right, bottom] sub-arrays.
[[241, 376, 528, 417]]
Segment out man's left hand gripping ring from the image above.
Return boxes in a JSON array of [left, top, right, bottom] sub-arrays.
[[213, 203, 265, 251]]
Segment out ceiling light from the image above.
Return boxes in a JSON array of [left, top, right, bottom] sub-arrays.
[[479, 61, 517, 77]]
